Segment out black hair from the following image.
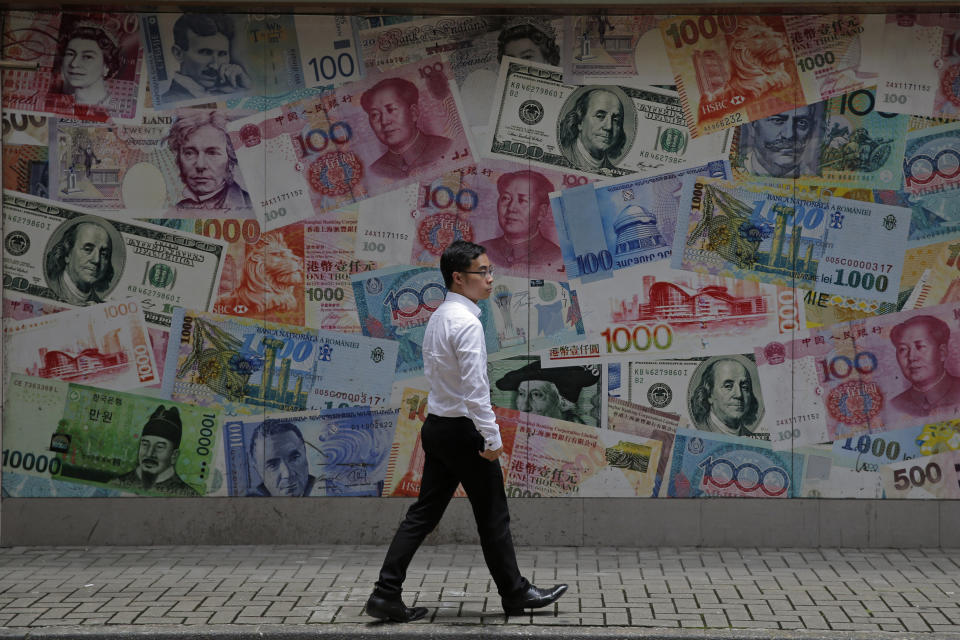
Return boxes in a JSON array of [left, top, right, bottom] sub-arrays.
[[172, 14, 235, 51], [248, 420, 305, 463], [440, 240, 486, 289]]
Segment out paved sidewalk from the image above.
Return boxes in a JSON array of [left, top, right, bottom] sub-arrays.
[[0, 545, 958, 639]]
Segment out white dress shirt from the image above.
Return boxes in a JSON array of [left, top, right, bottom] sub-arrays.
[[422, 292, 502, 451]]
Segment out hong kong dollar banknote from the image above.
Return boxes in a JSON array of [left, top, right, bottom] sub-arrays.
[[487, 58, 730, 179], [1, 191, 227, 328], [3, 374, 222, 497], [881, 450, 960, 499]]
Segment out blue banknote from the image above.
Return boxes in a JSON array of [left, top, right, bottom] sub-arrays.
[[667, 429, 806, 498], [352, 265, 499, 378], [551, 161, 729, 284], [832, 420, 960, 471], [223, 407, 397, 497]]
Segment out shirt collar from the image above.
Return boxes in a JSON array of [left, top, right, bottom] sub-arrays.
[[445, 291, 481, 317], [181, 182, 228, 203]]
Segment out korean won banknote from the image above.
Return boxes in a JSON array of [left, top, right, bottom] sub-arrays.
[[551, 160, 728, 284], [3, 299, 159, 391], [729, 88, 908, 190], [163, 309, 399, 415], [672, 179, 911, 304], [223, 407, 396, 497], [226, 55, 474, 229], [2, 11, 145, 122], [3, 374, 222, 497], [1, 191, 227, 328], [488, 58, 730, 180], [756, 301, 960, 442]]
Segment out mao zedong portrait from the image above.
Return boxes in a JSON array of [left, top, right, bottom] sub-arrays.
[[559, 88, 627, 173], [44, 216, 123, 306], [111, 406, 200, 496], [483, 170, 562, 274], [246, 420, 317, 497], [360, 77, 452, 180], [689, 357, 763, 437], [166, 110, 252, 212], [890, 315, 960, 417], [163, 14, 251, 102]]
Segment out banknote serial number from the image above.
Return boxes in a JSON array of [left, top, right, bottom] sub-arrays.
[[821, 256, 894, 274], [4, 214, 52, 230]]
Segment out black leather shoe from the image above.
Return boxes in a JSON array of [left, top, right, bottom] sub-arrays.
[[365, 592, 428, 622], [501, 583, 568, 615]]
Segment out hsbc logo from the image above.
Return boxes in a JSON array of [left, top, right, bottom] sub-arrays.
[[730, 95, 745, 105]]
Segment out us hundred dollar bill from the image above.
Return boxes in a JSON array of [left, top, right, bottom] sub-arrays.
[[1, 191, 227, 327], [487, 58, 730, 179]]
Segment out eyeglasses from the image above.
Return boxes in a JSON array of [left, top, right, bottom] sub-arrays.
[[460, 268, 495, 278]]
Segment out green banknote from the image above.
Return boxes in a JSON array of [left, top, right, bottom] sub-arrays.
[[3, 374, 221, 497]]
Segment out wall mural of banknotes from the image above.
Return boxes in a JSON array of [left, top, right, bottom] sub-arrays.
[[3, 8, 960, 502]]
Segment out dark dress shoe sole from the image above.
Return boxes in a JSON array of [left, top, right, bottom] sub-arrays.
[[502, 584, 569, 615]]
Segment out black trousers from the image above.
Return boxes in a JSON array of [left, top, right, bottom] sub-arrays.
[[375, 414, 528, 599]]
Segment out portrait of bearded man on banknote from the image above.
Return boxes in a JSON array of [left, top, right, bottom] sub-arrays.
[[558, 87, 632, 174], [688, 355, 765, 439], [737, 102, 826, 179], [165, 110, 253, 214], [494, 359, 602, 427], [43, 215, 125, 307], [110, 405, 200, 497], [360, 77, 453, 180]]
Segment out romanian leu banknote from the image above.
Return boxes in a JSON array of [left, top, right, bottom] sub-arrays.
[[881, 450, 960, 499], [563, 15, 674, 87], [832, 419, 960, 471], [667, 428, 820, 498], [223, 406, 396, 497], [2, 11, 145, 123], [141, 13, 307, 110], [729, 88, 908, 191], [49, 110, 256, 218], [566, 258, 804, 360], [356, 159, 581, 280], [357, 15, 563, 136], [487, 58, 730, 179], [3, 374, 222, 497], [226, 55, 474, 230], [1, 191, 227, 328], [876, 13, 960, 119], [502, 408, 663, 498], [658, 15, 805, 138], [352, 265, 499, 378], [672, 178, 911, 304], [902, 238, 960, 311], [551, 160, 728, 284], [3, 299, 158, 391], [606, 396, 680, 497], [755, 301, 960, 442], [148, 218, 306, 326], [163, 308, 399, 416]]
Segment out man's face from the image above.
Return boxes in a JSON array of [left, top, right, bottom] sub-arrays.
[[455, 253, 494, 303], [751, 105, 817, 177], [62, 38, 106, 91], [257, 431, 309, 496], [502, 37, 546, 62], [366, 87, 419, 150], [516, 379, 563, 418], [497, 176, 546, 239], [64, 223, 110, 290], [578, 90, 623, 159], [178, 124, 231, 196], [895, 324, 947, 389], [174, 29, 230, 89], [138, 435, 178, 476], [707, 360, 753, 427]]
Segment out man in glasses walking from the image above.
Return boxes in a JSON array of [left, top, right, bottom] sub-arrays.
[[366, 239, 567, 622]]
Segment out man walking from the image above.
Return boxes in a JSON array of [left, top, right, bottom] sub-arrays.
[[366, 240, 567, 622]]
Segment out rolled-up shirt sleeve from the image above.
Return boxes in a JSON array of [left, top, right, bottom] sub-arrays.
[[453, 319, 502, 451]]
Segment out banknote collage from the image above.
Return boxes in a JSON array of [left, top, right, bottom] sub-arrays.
[[2, 10, 960, 500]]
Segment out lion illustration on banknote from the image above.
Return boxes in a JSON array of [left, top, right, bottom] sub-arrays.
[[216, 232, 303, 316], [715, 18, 793, 103]]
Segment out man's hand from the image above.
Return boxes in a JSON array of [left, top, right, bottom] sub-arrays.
[[218, 63, 252, 90], [479, 446, 503, 461]]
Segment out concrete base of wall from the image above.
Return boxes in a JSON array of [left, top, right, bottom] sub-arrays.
[[2, 498, 957, 547]]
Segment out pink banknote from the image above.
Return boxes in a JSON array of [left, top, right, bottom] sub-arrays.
[[659, 15, 804, 137], [2, 11, 144, 122], [227, 55, 474, 229]]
